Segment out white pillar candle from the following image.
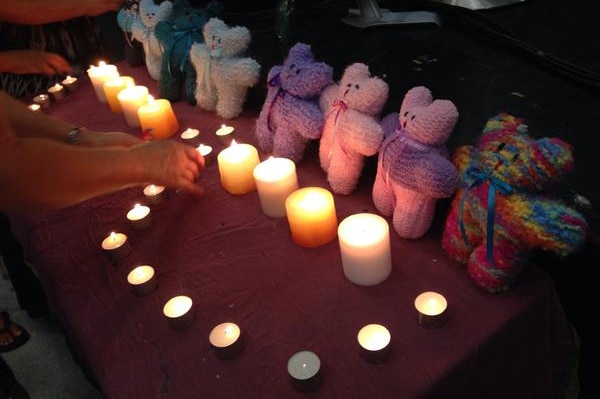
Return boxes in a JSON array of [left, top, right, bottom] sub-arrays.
[[180, 127, 200, 143], [117, 85, 149, 128], [33, 94, 50, 109], [357, 324, 391, 363], [87, 61, 119, 102], [137, 96, 180, 140], [143, 184, 167, 206], [163, 295, 195, 329], [47, 83, 65, 100], [61, 75, 79, 92], [196, 144, 213, 166], [127, 265, 157, 296], [285, 187, 338, 248], [253, 157, 299, 218], [287, 351, 321, 392], [217, 140, 260, 195], [414, 291, 448, 328], [103, 75, 135, 113], [101, 232, 131, 262], [337, 213, 392, 286], [215, 124, 235, 145], [209, 322, 243, 359], [126, 203, 152, 230]]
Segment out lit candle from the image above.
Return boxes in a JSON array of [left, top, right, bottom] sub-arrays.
[[27, 103, 41, 112], [284, 187, 338, 248], [103, 75, 135, 113], [163, 295, 195, 329], [117, 85, 149, 128], [357, 324, 392, 363], [47, 83, 65, 101], [101, 232, 131, 262], [414, 291, 448, 328], [215, 124, 235, 146], [253, 157, 299, 218], [217, 140, 260, 195], [337, 213, 392, 286], [137, 95, 180, 140], [180, 127, 200, 144], [208, 322, 243, 359], [127, 265, 157, 296], [196, 143, 213, 166], [87, 61, 119, 102], [61, 75, 79, 92], [126, 203, 152, 230], [33, 94, 50, 109], [287, 351, 321, 392], [143, 184, 167, 206]]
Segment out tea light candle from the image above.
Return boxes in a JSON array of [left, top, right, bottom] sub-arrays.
[[127, 265, 157, 296], [215, 124, 235, 146], [217, 141, 260, 195], [196, 143, 213, 166], [27, 104, 41, 112], [163, 295, 195, 329], [287, 351, 321, 392], [143, 184, 167, 206], [357, 324, 392, 364], [209, 322, 243, 359], [285, 187, 338, 248], [117, 85, 148, 128], [61, 75, 79, 92], [414, 291, 448, 328], [337, 213, 392, 286], [180, 128, 200, 144], [47, 83, 65, 100], [253, 157, 299, 218], [101, 232, 131, 261], [126, 203, 152, 230], [87, 61, 119, 102], [33, 94, 50, 109], [137, 96, 180, 140], [103, 75, 135, 113]]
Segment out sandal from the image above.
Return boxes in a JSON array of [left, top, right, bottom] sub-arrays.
[[0, 311, 30, 353]]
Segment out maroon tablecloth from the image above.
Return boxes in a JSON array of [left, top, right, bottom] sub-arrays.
[[9, 63, 574, 399]]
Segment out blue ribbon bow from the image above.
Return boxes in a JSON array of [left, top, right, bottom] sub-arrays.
[[164, 28, 200, 75]]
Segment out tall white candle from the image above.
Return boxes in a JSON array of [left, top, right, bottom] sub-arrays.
[[87, 61, 119, 102], [117, 85, 149, 128], [253, 157, 299, 218], [337, 213, 392, 286], [217, 140, 260, 195]]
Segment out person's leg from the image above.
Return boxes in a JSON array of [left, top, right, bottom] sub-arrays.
[[0, 355, 29, 399]]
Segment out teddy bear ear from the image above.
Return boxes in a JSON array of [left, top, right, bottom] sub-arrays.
[[401, 86, 433, 111], [534, 137, 574, 178], [288, 43, 314, 62], [343, 63, 370, 82]]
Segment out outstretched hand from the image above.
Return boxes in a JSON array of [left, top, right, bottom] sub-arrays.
[[0, 50, 71, 76]]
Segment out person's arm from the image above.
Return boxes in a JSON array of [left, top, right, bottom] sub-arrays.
[[0, 50, 71, 76], [0, 0, 122, 25]]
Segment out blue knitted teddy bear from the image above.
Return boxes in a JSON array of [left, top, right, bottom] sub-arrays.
[[155, 0, 223, 104], [255, 42, 333, 162]]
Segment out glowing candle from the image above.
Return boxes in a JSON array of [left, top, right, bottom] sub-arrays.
[[215, 124, 235, 145], [61, 75, 79, 92], [47, 83, 65, 100], [33, 94, 50, 109], [137, 96, 180, 140], [285, 187, 338, 248], [103, 76, 135, 113], [126, 203, 152, 230], [357, 324, 392, 363], [117, 85, 148, 128], [287, 351, 321, 392], [87, 61, 119, 102], [253, 157, 299, 218], [209, 322, 243, 359], [217, 140, 260, 195], [27, 104, 41, 112], [127, 265, 157, 296], [414, 291, 448, 328], [101, 232, 131, 261], [180, 128, 200, 144], [196, 143, 213, 165], [143, 184, 167, 206], [163, 295, 195, 329], [337, 213, 392, 286]]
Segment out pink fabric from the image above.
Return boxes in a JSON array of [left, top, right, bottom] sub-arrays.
[[9, 63, 574, 399]]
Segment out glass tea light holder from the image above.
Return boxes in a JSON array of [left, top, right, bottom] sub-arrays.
[[208, 322, 243, 359], [287, 350, 321, 392], [357, 323, 392, 364], [127, 265, 157, 296], [414, 291, 448, 328]]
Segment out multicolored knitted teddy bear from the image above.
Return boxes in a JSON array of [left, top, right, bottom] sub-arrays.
[[373, 86, 459, 239], [255, 42, 333, 162], [131, 0, 173, 80], [190, 18, 260, 119], [155, 0, 223, 104], [442, 113, 589, 292], [318, 63, 388, 195]]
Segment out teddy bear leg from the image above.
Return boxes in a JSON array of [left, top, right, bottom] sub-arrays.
[[146, 55, 162, 81], [466, 242, 521, 293], [391, 197, 436, 239], [372, 171, 394, 216], [255, 112, 274, 153], [273, 130, 306, 162], [327, 155, 361, 195], [216, 86, 245, 120]]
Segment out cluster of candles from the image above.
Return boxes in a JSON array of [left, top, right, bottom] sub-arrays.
[[29, 75, 79, 112]]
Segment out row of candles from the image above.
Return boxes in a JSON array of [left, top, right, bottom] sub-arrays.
[[30, 75, 79, 111]]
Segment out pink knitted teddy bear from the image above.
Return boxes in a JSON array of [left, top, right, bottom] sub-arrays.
[[372, 86, 459, 239], [319, 63, 388, 195]]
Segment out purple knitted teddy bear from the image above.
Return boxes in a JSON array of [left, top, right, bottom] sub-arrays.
[[372, 86, 459, 239], [255, 42, 333, 162]]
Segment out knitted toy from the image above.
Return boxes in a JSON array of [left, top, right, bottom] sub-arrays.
[[442, 113, 588, 293], [372, 86, 459, 239], [155, 0, 223, 105], [255, 42, 333, 162], [131, 0, 173, 80], [116, 0, 144, 67], [189, 18, 260, 119], [318, 63, 388, 195]]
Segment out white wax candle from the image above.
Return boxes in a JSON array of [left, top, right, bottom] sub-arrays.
[[287, 351, 321, 392], [217, 141, 260, 195], [143, 184, 167, 206], [47, 83, 65, 100], [117, 85, 149, 128], [215, 124, 235, 145], [33, 94, 50, 109], [163, 295, 195, 329], [127, 265, 157, 296], [196, 144, 213, 165], [103, 75, 135, 113], [137, 96, 180, 139], [87, 61, 119, 102], [357, 323, 392, 363], [27, 104, 41, 112], [253, 157, 299, 218], [61, 75, 79, 92], [181, 127, 200, 141], [101, 232, 131, 261], [285, 187, 338, 248], [338, 213, 391, 286], [209, 322, 243, 359], [414, 291, 447, 328], [126, 203, 152, 230]]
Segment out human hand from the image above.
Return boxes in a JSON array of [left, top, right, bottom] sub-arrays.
[[0, 50, 71, 76], [79, 129, 143, 148]]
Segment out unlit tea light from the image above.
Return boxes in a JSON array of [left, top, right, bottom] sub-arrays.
[[209, 322, 243, 359], [143, 184, 167, 206], [285, 187, 338, 248], [163, 295, 195, 329], [287, 351, 321, 392], [101, 232, 131, 261], [414, 291, 448, 328], [357, 324, 391, 363], [217, 140, 260, 195], [253, 157, 299, 218], [127, 203, 152, 230], [127, 265, 157, 296]]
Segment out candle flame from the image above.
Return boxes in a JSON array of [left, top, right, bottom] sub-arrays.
[[110, 232, 116, 241], [147, 95, 155, 103], [98, 61, 106, 67], [229, 139, 238, 147]]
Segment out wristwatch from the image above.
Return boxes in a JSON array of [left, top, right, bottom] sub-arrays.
[[65, 127, 83, 145]]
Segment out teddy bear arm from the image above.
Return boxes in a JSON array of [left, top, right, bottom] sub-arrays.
[[414, 158, 458, 198], [131, 20, 146, 42], [319, 83, 339, 112], [341, 111, 384, 156], [287, 101, 325, 140], [452, 145, 477, 176]]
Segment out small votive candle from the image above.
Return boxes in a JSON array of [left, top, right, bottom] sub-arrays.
[[61, 75, 79, 92], [33, 94, 51, 109], [215, 124, 235, 146], [253, 157, 299, 218], [87, 61, 119, 102], [196, 143, 213, 166], [143, 184, 167, 206], [287, 351, 321, 392], [126, 203, 152, 230], [209, 322, 243, 359], [117, 85, 149, 128], [101, 232, 131, 262], [47, 83, 65, 100], [285, 187, 338, 248], [103, 75, 135, 113], [414, 291, 448, 328], [357, 324, 392, 364], [163, 295, 195, 330], [27, 103, 41, 112], [127, 265, 157, 296], [180, 128, 200, 144], [217, 140, 260, 195]]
